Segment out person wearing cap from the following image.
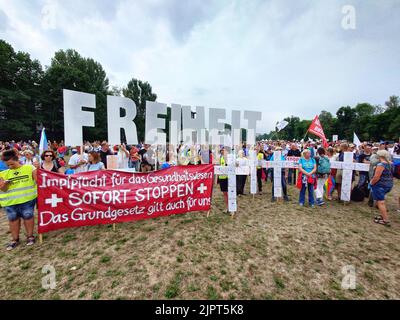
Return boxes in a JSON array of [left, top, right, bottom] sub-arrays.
[[370, 150, 393, 227], [349, 144, 357, 161], [20, 149, 39, 167]]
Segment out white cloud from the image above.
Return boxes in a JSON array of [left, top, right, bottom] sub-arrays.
[[0, 0, 399, 134]]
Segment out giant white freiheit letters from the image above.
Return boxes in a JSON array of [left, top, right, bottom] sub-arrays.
[[63, 89, 262, 147]]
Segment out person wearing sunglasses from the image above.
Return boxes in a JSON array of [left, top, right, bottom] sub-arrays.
[[40, 150, 63, 173]]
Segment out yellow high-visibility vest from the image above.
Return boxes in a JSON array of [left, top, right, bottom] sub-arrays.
[[0, 165, 37, 207], [219, 156, 228, 179], [257, 152, 264, 169]]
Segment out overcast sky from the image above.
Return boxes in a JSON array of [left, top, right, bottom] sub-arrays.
[[0, 0, 399, 133]]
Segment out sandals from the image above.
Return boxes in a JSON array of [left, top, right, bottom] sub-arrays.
[[374, 216, 391, 227], [6, 239, 20, 251]]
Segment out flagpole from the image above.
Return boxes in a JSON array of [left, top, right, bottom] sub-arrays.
[[302, 130, 308, 142]]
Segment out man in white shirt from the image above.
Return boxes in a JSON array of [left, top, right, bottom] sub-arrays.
[[68, 148, 88, 174]]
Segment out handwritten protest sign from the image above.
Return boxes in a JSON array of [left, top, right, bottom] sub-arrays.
[[37, 165, 214, 233]]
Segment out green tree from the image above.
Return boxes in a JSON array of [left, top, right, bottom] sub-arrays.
[[122, 79, 157, 143], [353, 103, 374, 140], [40, 49, 109, 142], [0, 40, 44, 140], [385, 95, 399, 110], [318, 111, 336, 140], [335, 106, 356, 140], [278, 116, 300, 140]]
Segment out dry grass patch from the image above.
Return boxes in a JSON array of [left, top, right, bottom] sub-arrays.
[[0, 180, 399, 299]]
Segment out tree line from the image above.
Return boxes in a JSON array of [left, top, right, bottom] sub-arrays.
[[0, 39, 156, 142], [258, 98, 400, 142], [1, 39, 399, 143]]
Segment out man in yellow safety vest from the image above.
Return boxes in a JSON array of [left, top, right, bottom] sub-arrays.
[[0, 149, 38, 250]]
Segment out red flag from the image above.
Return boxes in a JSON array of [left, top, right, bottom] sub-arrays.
[[307, 115, 328, 148]]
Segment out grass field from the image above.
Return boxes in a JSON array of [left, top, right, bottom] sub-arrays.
[[0, 180, 399, 300]]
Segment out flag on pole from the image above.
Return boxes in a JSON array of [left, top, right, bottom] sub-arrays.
[[306, 115, 328, 148], [353, 132, 362, 147], [39, 128, 48, 157], [276, 120, 289, 132]]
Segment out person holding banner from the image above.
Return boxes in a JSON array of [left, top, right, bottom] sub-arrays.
[[0, 149, 37, 250], [41, 150, 64, 173], [85, 151, 105, 171], [297, 149, 317, 207], [68, 148, 87, 173]]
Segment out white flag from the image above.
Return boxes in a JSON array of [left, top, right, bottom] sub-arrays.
[[276, 120, 289, 132], [353, 132, 362, 147], [39, 128, 48, 155]]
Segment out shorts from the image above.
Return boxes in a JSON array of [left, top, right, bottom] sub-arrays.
[[371, 185, 392, 201], [4, 199, 36, 222], [218, 178, 228, 192]]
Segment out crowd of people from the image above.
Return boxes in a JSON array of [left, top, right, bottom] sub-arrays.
[[0, 138, 399, 250], [216, 139, 400, 226]]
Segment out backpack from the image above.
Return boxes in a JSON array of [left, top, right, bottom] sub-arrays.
[[317, 156, 331, 174], [351, 186, 365, 202]]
